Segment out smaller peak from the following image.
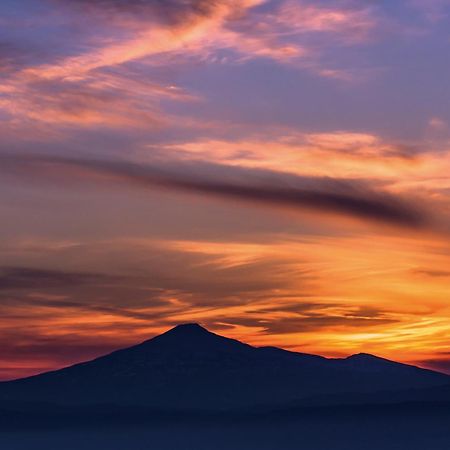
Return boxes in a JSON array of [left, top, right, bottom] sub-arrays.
[[347, 352, 378, 360], [345, 353, 396, 365]]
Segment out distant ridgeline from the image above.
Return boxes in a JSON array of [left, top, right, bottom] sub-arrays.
[[0, 324, 449, 417]]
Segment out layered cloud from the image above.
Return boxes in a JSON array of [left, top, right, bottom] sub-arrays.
[[1, 232, 449, 379]]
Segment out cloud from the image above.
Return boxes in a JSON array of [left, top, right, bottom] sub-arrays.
[[2, 293, 172, 322], [205, 304, 399, 335], [0, 238, 304, 379], [0, 233, 448, 380], [412, 268, 450, 278], [0, 66, 196, 129], [54, 0, 244, 23], [0, 240, 296, 311], [0, 0, 381, 134], [0, 267, 119, 290], [0, 154, 427, 229], [270, 0, 376, 43], [214, 312, 397, 335], [164, 133, 420, 181], [0, 1, 266, 129], [5, 0, 376, 91], [23, 1, 264, 81]]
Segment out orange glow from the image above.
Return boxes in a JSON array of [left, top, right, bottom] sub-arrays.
[[2, 232, 449, 378]]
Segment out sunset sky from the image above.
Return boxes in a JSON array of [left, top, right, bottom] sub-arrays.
[[1, 0, 450, 380]]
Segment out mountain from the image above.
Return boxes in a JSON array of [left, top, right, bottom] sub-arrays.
[[0, 323, 448, 411]]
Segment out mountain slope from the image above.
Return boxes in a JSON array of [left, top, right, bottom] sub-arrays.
[[0, 324, 448, 411]]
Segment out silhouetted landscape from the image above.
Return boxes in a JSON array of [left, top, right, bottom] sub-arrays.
[[3, 0, 450, 447], [1, 324, 449, 449]]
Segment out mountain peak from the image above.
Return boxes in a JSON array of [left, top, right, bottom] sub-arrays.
[[144, 322, 212, 345], [143, 322, 253, 354], [157, 323, 214, 340], [145, 322, 213, 342], [168, 323, 208, 334]]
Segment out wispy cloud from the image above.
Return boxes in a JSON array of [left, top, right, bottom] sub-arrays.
[[161, 132, 420, 180], [0, 0, 380, 128]]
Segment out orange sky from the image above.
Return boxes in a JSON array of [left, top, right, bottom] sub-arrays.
[[0, 0, 449, 380]]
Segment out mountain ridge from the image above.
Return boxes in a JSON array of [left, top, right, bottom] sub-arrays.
[[0, 323, 448, 412]]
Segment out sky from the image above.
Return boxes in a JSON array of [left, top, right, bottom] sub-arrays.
[[1, 0, 450, 380]]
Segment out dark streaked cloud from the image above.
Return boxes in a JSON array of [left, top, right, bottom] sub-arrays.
[[0, 266, 118, 290], [258, 315, 397, 334], [0, 154, 428, 228], [210, 309, 397, 335], [412, 268, 450, 278], [1, 294, 173, 323], [0, 256, 293, 310]]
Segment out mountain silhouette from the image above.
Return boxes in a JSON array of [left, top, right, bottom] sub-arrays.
[[0, 323, 448, 411]]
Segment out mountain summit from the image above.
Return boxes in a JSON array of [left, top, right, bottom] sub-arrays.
[[0, 324, 448, 411], [148, 322, 244, 347], [161, 322, 209, 336]]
